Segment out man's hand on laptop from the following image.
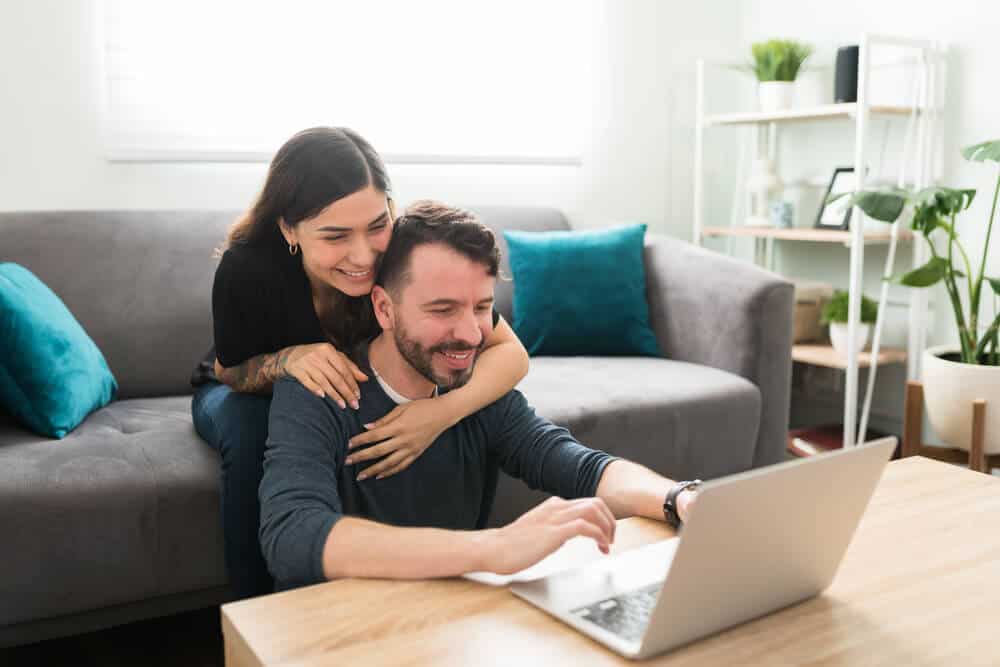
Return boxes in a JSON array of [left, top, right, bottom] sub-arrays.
[[480, 497, 616, 575]]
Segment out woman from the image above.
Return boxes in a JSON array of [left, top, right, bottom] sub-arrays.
[[191, 127, 529, 598]]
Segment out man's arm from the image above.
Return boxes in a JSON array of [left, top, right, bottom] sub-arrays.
[[260, 379, 616, 585], [319, 397, 697, 582], [323, 497, 616, 579], [488, 391, 616, 500], [596, 459, 696, 524], [259, 377, 351, 587], [489, 391, 698, 525]]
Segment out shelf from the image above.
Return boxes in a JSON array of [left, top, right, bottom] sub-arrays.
[[701, 226, 914, 245], [792, 344, 907, 369], [702, 103, 916, 127]]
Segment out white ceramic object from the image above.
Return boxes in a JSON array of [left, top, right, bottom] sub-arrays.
[[758, 81, 795, 113], [793, 68, 829, 108], [745, 157, 782, 226], [922, 344, 1000, 453], [829, 322, 871, 358]]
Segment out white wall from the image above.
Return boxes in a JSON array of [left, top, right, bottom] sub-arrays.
[[0, 0, 740, 237]]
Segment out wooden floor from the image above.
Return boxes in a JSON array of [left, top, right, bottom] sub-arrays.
[[1, 607, 223, 667]]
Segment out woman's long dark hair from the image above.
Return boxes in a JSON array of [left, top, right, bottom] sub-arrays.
[[225, 126, 391, 249], [223, 127, 391, 349]]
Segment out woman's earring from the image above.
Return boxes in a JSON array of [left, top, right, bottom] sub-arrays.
[[288, 242, 299, 256]]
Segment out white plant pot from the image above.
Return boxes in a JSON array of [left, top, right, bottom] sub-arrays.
[[758, 81, 795, 113], [829, 322, 871, 358], [922, 345, 1000, 454]]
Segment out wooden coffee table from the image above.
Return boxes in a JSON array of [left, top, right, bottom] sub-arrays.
[[222, 457, 1000, 665]]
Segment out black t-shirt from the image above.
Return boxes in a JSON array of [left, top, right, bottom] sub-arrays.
[[191, 242, 500, 387]]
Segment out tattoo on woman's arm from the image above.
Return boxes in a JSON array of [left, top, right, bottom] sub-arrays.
[[219, 349, 291, 393]]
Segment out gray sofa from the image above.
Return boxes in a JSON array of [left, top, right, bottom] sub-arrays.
[[0, 207, 792, 647]]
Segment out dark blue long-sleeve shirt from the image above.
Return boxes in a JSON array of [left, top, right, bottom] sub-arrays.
[[259, 344, 616, 591]]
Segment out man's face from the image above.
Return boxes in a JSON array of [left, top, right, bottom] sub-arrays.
[[389, 243, 496, 390]]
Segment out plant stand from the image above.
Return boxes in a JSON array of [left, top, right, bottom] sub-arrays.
[[903, 380, 1000, 473]]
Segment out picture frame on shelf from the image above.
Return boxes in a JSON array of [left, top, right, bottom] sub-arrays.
[[814, 167, 856, 230]]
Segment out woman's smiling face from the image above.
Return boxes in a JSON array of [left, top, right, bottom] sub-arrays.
[[281, 184, 393, 298]]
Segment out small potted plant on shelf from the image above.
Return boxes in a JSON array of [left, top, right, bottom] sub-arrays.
[[820, 290, 878, 357], [745, 39, 813, 113], [844, 138, 1000, 453]]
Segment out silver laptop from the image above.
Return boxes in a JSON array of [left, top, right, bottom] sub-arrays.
[[510, 437, 897, 660]]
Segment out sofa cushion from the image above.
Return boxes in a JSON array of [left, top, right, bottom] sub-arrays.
[[0, 397, 226, 627], [0, 263, 118, 438], [488, 356, 762, 526], [502, 224, 661, 357]]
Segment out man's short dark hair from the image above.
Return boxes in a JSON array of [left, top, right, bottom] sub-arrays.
[[377, 200, 500, 296]]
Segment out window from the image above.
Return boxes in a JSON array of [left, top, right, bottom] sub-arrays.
[[103, 0, 595, 164]]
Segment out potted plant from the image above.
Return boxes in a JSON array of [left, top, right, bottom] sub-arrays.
[[745, 39, 813, 112], [846, 138, 1000, 453], [820, 290, 878, 357]]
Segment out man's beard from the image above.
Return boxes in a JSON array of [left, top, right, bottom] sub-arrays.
[[393, 322, 484, 391]]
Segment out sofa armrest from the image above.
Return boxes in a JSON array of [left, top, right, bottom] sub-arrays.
[[643, 234, 794, 468]]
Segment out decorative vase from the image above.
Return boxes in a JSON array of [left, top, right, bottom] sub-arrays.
[[922, 345, 1000, 454], [758, 81, 795, 113], [829, 322, 871, 358], [745, 157, 782, 226]]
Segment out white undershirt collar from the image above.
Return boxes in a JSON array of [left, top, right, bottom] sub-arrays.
[[370, 361, 437, 405]]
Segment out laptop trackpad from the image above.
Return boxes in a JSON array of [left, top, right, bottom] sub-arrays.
[[510, 537, 679, 611]]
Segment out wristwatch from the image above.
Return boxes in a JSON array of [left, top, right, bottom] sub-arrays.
[[663, 479, 702, 529]]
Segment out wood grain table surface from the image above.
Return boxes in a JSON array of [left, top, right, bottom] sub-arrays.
[[222, 457, 1000, 666]]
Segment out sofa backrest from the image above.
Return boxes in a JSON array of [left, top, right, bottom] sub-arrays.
[[1, 210, 238, 399], [465, 205, 571, 324], [0, 206, 570, 398]]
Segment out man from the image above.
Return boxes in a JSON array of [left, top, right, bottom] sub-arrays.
[[259, 201, 699, 591]]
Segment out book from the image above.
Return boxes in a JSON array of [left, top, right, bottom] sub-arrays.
[[787, 423, 893, 458]]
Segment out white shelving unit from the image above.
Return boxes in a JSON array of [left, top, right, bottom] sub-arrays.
[[692, 34, 947, 449]]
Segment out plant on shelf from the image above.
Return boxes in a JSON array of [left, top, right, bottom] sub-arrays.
[[742, 39, 813, 113], [748, 39, 813, 82], [820, 290, 879, 325], [820, 290, 878, 357], [845, 138, 1000, 451]]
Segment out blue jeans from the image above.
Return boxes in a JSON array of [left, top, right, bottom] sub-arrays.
[[191, 381, 274, 598]]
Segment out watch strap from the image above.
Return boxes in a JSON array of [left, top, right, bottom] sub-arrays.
[[663, 479, 702, 529]]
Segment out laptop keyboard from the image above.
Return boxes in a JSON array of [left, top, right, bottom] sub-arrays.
[[570, 582, 663, 642]]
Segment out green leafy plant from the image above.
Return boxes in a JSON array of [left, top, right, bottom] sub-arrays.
[[843, 138, 1000, 365], [745, 39, 813, 82], [820, 290, 878, 325]]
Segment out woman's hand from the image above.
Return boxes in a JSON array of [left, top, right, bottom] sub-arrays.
[[283, 343, 369, 409], [345, 398, 457, 480]]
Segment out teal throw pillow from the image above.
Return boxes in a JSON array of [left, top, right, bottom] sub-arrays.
[[503, 224, 662, 357], [0, 263, 118, 438]]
